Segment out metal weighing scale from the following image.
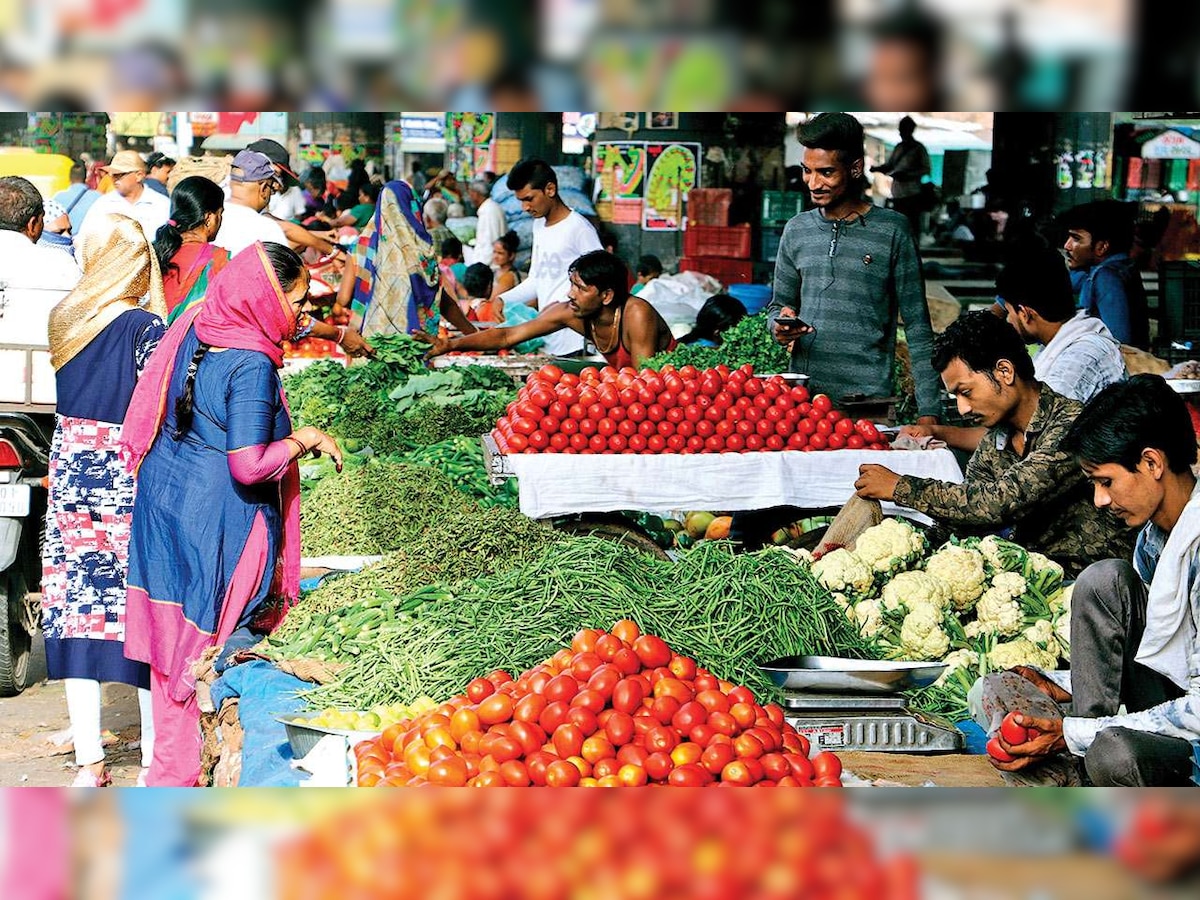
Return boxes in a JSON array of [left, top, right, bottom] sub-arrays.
[[760, 656, 964, 753]]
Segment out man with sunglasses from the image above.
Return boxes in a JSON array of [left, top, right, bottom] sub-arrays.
[[78, 150, 169, 241]]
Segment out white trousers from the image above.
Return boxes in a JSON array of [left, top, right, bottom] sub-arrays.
[[63, 679, 155, 768]]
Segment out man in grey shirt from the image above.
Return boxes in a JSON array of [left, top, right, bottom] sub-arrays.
[[767, 112, 942, 425]]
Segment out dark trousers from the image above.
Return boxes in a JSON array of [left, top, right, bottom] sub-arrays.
[[1071, 559, 1193, 786]]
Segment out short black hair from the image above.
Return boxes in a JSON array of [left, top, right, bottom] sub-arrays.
[[568, 250, 630, 305], [0, 176, 44, 232], [1059, 200, 1137, 254], [506, 158, 557, 192], [359, 181, 382, 203], [1062, 374, 1197, 474], [796, 112, 865, 164], [995, 244, 1075, 323], [932, 309, 1036, 382], [145, 151, 175, 170], [496, 230, 520, 255], [636, 254, 663, 278], [303, 167, 326, 190], [70, 163, 87, 182], [680, 293, 747, 345], [462, 262, 494, 299], [441, 236, 463, 259]]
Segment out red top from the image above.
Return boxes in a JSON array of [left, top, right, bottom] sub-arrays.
[[587, 306, 677, 370]]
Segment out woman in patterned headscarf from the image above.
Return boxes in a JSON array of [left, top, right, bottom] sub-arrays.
[[334, 180, 475, 339], [42, 213, 168, 787]]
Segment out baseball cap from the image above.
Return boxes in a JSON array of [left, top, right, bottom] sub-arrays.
[[145, 151, 176, 170], [102, 150, 146, 176], [230, 150, 278, 184], [246, 138, 300, 187]]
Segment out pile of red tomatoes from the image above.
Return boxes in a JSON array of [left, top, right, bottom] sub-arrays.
[[492, 363, 889, 455]]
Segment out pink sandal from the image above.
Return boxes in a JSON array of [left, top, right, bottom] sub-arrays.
[[70, 768, 112, 788]]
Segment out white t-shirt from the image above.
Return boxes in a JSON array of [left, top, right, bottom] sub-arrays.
[[469, 197, 507, 266], [213, 203, 288, 257], [78, 187, 170, 242], [499, 210, 602, 356], [269, 186, 308, 222], [0, 230, 82, 292]]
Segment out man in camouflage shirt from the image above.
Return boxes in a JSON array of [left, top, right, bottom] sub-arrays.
[[855, 310, 1135, 577]]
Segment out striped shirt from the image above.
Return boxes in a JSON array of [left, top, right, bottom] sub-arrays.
[[766, 206, 942, 418]]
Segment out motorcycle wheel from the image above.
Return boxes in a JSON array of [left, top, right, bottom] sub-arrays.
[[0, 568, 33, 696]]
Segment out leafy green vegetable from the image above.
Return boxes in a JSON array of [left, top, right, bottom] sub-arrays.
[[645, 313, 789, 373]]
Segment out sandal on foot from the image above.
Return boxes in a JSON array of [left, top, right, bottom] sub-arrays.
[[71, 768, 112, 788]]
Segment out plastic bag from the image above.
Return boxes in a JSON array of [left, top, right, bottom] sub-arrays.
[[502, 301, 545, 354]]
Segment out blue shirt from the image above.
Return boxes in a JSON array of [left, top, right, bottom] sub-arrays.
[[53, 183, 100, 236], [1077, 253, 1149, 348]]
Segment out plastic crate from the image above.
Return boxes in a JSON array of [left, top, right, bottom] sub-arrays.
[[682, 223, 752, 259], [727, 283, 772, 315], [761, 227, 783, 262], [685, 188, 732, 227], [1159, 261, 1200, 345], [678, 256, 754, 285], [761, 190, 806, 227]]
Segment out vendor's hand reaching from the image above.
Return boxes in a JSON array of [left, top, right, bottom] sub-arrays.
[[1010, 665, 1072, 704], [988, 713, 1067, 772], [412, 330, 453, 359], [291, 426, 344, 472], [854, 464, 901, 501], [898, 424, 936, 440], [772, 306, 815, 347]]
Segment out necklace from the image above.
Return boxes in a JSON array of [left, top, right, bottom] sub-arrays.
[[592, 307, 622, 355]]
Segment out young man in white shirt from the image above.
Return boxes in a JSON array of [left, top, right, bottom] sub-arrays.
[[78, 150, 170, 242], [466, 178, 506, 266], [498, 159, 602, 357]]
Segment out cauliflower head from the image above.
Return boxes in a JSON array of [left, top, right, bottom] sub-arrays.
[[812, 548, 874, 599], [854, 518, 927, 575], [990, 571, 1029, 600], [881, 570, 952, 614], [852, 598, 885, 638], [988, 637, 1059, 671], [898, 605, 951, 661], [974, 586, 1024, 637], [924, 545, 987, 611], [1049, 583, 1073, 615], [979, 535, 1029, 573], [934, 648, 981, 686]]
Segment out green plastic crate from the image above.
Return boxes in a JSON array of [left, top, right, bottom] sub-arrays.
[[761, 190, 806, 227]]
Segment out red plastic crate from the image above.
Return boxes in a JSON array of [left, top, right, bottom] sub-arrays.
[[683, 223, 752, 259], [678, 256, 754, 285], [685, 188, 732, 227]]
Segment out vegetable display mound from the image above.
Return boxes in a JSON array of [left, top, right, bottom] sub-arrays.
[[291, 538, 872, 711], [298, 461, 475, 557], [801, 520, 1071, 722], [354, 620, 845, 789], [494, 361, 887, 454]]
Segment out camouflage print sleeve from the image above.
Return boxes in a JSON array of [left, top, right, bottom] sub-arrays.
[[893, 439, 1084, 528]]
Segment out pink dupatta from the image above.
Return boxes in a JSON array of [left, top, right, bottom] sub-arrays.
[[122, 243, 303, 602]]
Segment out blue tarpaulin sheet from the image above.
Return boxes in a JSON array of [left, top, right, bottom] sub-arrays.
[[210, 660, 309, 786]]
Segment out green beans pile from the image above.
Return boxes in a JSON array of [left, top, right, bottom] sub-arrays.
[[303, 537, 873, 710], [393, 436, 518, 509], [299, 460, 475, 557]]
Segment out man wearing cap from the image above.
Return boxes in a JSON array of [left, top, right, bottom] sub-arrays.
[[144, 152, 175, 197], [78, 150, 169, 241], [212, 149, 290, 257], [244, 138, 340, 260], [1061, 199, 1150, 349], [466, 177, 506, 265]]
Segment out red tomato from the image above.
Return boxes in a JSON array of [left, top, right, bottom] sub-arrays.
[[632, 634, 672, 668], [811, 393, 832, 414], [605, 711, 635, 746], [538, 364, 564, 383], [846, 434, 866, 449], [427, 756, 468, 786], [827, 433, 846, 450], [552, 723, 585, 759], [808, 433, 828, 451], [720, 759, 758, 786], [811, 751, 843, 781], [999, 712, 1029, 745], [611, 677, 646, 714], [545, 759, 581, 787], [466, 677, 494, 703], [513, 693, 547, 723], [477, 693, 514, 726], [644, 751, 674, 782], [538, 701, 571, 735], [766, 435, 786, 451], [507, 433, 529, 452], [543, 674, 580, 704], [760, 752, 792, 782], [668, 763, 711, 787], [835, 417, 855, 437]]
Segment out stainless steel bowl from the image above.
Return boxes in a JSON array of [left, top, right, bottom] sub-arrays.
[[759, 655, 947, 694]]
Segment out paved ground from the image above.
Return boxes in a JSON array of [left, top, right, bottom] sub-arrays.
[[0, 629, 144, 787]]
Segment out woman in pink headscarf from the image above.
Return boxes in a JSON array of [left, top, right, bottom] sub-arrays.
[[121, 242, 341, 786]]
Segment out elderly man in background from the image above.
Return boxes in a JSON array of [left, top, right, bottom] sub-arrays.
[[0, 175, 82, 288], [423, 196, 455, 259], [78, 150, 169, 241], [466, 177, 506, 265]]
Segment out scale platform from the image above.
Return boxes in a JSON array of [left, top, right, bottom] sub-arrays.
[[763, 656, 964, 754], [782, 691, 963, 753]]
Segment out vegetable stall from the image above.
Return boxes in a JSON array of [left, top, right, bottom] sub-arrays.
[[193, 330, 1069, 789]]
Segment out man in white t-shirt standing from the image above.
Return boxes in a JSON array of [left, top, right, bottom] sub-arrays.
[[498, 159, 602, 357], [466, 178, 506, 265], [212, 149, 288, 257], [78, 150, 170, 242]]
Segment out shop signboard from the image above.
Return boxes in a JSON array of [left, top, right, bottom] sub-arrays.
[[1142, 129, 1200, 160], [593, 141, 646, 225], [642, 142, 700, 232]]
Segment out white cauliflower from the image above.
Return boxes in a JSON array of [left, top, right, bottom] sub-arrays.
[[978, 535, 1029, 573], [934, 648, 981, 686], [881, 570, 952, 614], [1023, 618, 1056, 647], [830, 591, 852, 612], [990, 571, 1029, 600], [780, 546, 815, 565], [1027, 552, 1064, 581], [812, 548, 874, 599], [1051, 584, 1073, 661], [1049, 583, 1073, 615], [852, 597, 885, 638], [988, 637, 1059, 671], [854, 518, 927, 575], [898, 605, 951, 660], [924, 545, 987, 611], [974, 585, 1024, 637], [964, 620, 985, 640]]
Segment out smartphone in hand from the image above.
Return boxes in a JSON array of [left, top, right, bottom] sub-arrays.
[[775, 316, 812, 330]]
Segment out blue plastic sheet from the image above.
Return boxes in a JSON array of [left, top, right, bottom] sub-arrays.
[[210, 660, 309, 786]]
